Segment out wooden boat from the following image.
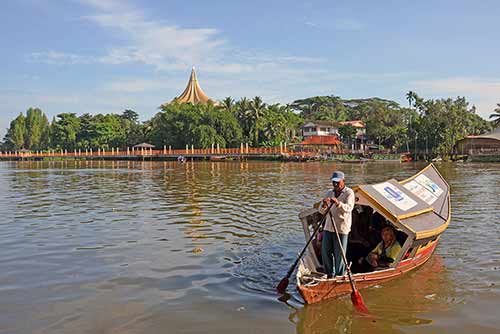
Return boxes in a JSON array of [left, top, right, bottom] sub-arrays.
[[400, 153, 413, 162], [296, 163, 450, 304], [210, 155, 235, 161], [337, 157, 373, 164]]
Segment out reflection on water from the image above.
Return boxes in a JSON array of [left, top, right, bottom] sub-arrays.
[[0, 160, 498, 334], [292, 256, 452, 334]]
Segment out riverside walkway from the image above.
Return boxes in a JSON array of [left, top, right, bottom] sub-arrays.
[[0, 145, 315, 161]]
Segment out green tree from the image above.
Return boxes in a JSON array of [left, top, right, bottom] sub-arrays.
[[121, 109, 139, 123], [25, 108, 50, 150], [120, 110, 144, 146], [51, 113, 81, 150], [247, 96, 267, 146], [415, 96, 490, 157], [192, 125, 225, 148], [205, 107, 243, 147], [406, 91, 417, 108], [338, 124, 357, 145], [280, 104, 303, 141], [234, 97, 251, 142], [3, 113, 26, 150], [292, 95, 347, 121], [490, 103, 500, 128], [260, 104, 286, 146], [151, 103, 242, 149], [365, 100, 407, 151], [221, 97, 235, 113]]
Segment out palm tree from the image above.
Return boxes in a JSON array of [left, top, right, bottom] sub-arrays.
[[405, 91, 417, 153], [489, 103, 500, 128], [235, 97, 251, 140], [248, 96, 267, 146], [406, 91, 416, 108], [221, 96, 235, 113]]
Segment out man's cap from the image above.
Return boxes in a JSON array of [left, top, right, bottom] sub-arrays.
[[331, 171, 345, 182]]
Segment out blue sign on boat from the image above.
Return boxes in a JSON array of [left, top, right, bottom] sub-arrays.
[[384, 186, 403, 201]]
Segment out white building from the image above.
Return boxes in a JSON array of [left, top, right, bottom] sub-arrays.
[[302, 121, 340, 138], [301, 120, 365, 138], [301, 120, 367, 151]]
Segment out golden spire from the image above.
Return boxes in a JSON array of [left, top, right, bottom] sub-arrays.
[[172, 67, 215, 105]]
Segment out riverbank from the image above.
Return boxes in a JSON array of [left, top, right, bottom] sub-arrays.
[[1, 149, 498, 163]]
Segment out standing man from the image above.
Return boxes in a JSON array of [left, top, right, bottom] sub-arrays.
[[320, 171, 355, 277]]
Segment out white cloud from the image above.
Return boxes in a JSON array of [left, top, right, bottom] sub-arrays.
[[27, 51, 97, 65], [411, 77, 500, 119], [27, 0, 324, 74], [83, 11, 225, 70], [412, 77, 500, 96], [77, 0, 131, 12]]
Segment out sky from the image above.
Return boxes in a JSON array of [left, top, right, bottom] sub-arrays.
[[1, 0, 499, 137]]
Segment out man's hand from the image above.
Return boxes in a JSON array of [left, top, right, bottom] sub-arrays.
[[368, 253, 379, 267], [322, 197, 340, 209], [323, 197, 336, 206]]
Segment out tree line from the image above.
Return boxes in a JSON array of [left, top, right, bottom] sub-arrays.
[[1, 96, 302, 152], [1, 93, 496, 157]]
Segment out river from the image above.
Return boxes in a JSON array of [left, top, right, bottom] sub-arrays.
[[0, 160, 498, 333]]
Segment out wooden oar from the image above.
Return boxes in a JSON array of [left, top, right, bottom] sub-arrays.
[[329, 211, 369, 314], [276, 202, 334, 294]]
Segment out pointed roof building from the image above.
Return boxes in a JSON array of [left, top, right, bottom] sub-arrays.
[[167, 67, 217, 105]]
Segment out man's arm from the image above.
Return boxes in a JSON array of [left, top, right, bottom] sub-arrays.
[[318, 190, 334, 214], [334, 190, 355, 213]]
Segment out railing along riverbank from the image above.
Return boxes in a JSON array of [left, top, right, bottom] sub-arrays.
[[0, 144, 310, 161]]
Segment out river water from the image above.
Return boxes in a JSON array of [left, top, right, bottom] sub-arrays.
[[0, 160, 498, 334]]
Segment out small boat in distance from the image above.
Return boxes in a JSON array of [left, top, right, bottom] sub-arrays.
[[296, 164, 450, 304]]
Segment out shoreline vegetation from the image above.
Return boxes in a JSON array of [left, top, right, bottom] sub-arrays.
[[1, 92, 496, 162]]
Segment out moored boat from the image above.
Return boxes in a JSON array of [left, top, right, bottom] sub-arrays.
[[296, 163, 450, 304]]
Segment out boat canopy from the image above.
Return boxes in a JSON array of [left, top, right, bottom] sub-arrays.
[[354, 164, 450, 240]]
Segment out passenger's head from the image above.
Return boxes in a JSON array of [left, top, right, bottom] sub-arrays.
[[330, 171, 345, 191], [381, 225, 397, 245]]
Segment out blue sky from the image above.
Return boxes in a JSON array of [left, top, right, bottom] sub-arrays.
[[1, 0, 499, 137]]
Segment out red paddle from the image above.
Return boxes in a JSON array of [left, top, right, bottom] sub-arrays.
[[329, 211, 369, 314]]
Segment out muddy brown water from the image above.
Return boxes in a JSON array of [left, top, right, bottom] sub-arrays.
[[0, 160, 498, 333]]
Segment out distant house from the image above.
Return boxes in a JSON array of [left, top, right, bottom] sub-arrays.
[[301, 120, 366, 138], [454, 128, 500, 156], [338, 120, 366, 139], [301, 120, 367, 151], [302, 120, 340, 138]]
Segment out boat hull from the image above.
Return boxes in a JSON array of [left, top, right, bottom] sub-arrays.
[[297, 238, 439, 304]]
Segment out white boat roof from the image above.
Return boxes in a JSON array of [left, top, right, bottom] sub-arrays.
[[354, 164, 450, 239]]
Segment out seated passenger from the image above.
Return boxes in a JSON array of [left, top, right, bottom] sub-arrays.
[[359, 225, 402, 271], [312, 230, 323, 265], [347, 205, 372, 263]]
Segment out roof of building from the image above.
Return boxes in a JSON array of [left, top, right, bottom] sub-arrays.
[[168, 67, 216, 105], [339, 120, 365, 128], [302, 120, 365, 128], [300, 135, 341, 145], [465, 128, 500, 141], [133, 143, 155, 148]]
